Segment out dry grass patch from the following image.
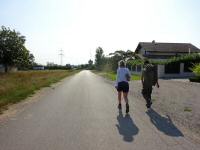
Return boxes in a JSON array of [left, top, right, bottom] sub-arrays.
[[0, 70, 78, 112]]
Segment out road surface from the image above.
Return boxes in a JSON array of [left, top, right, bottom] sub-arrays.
[[0, 70, 199, 150]]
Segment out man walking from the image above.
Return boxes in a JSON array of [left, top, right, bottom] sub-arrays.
[[141, 60, 159, 108]]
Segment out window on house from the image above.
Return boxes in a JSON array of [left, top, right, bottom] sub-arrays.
[[165, 62, 180, 74], [184, 62, 193, 72]]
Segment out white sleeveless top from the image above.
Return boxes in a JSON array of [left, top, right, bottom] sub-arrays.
[[115, 67, 131, 86]]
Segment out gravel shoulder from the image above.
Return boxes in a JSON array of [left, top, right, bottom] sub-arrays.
[[129, 79, 200, 138]]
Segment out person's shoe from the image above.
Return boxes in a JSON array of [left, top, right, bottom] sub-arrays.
[[126, 104, 129, 113], [118, 104, 122, 110], [146, 102, 152, 109]]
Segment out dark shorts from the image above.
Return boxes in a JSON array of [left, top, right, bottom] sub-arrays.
[[117, 81, 129, 93]]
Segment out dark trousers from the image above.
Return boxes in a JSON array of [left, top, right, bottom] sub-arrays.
[[142, 86, 152, 104]]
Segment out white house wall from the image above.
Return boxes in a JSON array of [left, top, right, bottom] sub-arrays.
[[157, 65, 165, 78]]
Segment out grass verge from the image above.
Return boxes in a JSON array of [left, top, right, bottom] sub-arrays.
[[0, 70, 79, 113], [93, 71, 141, 81], [184, 106, 192, 112]]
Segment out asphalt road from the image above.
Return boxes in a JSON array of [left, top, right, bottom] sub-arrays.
[[0, 70, 199, 150]]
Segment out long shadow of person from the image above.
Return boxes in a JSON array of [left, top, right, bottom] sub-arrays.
[[116, 110, 139, 142], [146, 108, 184, 137]]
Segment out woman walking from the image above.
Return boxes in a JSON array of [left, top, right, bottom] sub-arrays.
[[115, 60, 131, 113]]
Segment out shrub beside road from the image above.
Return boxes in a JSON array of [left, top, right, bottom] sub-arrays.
[[190, 63, 200, 83]]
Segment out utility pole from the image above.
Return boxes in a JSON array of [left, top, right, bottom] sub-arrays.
[[59, 49, 64, 66]]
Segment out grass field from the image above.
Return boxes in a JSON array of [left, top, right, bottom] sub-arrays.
[[94, 71, 141, 81], [0, 70, 79, 112]]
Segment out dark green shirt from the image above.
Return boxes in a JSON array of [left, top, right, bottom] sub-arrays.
[[142, 64, 155, 87]]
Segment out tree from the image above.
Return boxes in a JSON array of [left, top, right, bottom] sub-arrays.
[[108, 50, 135, 71], [88, 59, 93, 66], [18, 49, 35, 70], [95, 47, 105, 70], [66, 64, 72, 70], [109, 50, 135, 61], [88, 59, 93, 69], [0, 26, 34, 72]]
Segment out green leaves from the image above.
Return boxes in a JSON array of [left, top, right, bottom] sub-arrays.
[[162, 54, 200, 64], [0, 26, 34, 71], [95, 47, 105, 70], [109, 50, 135, 61], [192, 63, 200, 77]]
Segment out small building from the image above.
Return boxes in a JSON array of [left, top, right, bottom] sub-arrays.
[[33, 65, 45, 70], [0, 64, 18, 73], [131, 41, 200, 78]]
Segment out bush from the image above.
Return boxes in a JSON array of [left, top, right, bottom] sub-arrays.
[[189, 76, 200, 83], [128, 54, 200, 66], [189, 63, 200, 83], [192, 63, 200, 77]]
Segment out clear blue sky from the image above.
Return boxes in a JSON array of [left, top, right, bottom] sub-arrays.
[[1, 0, 200, 65]]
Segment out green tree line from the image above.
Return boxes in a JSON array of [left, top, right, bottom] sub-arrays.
[[94, 47, 134, 72]]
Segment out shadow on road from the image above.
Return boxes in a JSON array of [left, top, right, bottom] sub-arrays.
[[116, 110, 139, 142], [146, 108, 184, 137]]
